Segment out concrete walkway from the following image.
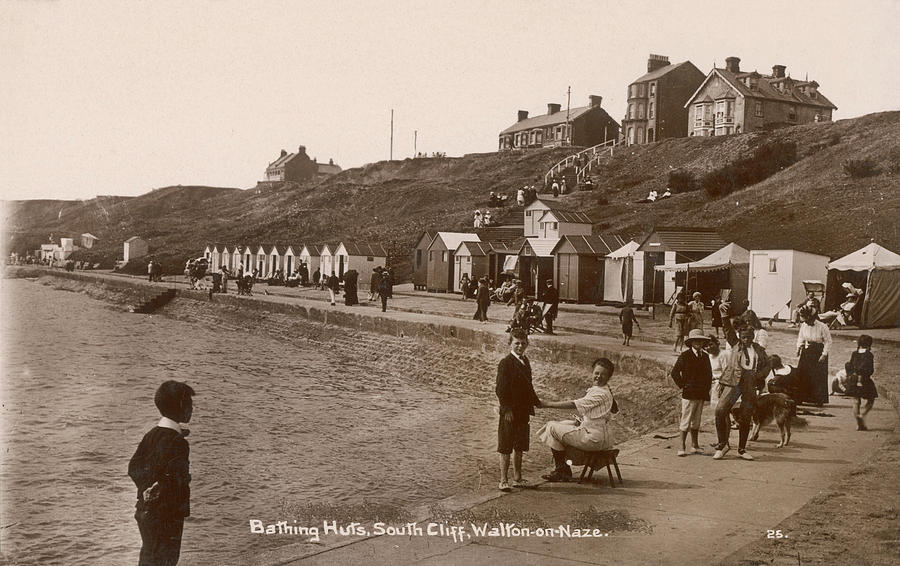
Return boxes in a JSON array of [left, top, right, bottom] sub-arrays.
[[247, 394, 894, 566]]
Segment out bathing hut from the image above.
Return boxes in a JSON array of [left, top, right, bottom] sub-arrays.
[[320, 243, 338, 278], [282, 246, 297, 275], [231, 246, 244, 272], [517, 238, 559, 299], [203, 244, 212, 262], [826, 242, 900, 328], [552, 234, 626, 303], [411, 231, 435, 290], [300, 244, 321, 279], [633, 227, 726, 305], [337, 242, 388, 288], [255, 245, 267, 276], [268, 245, 282, 276], [603, 240, 639, 303], [453, 241, 492, 292], [243, 246, 254, 272], [426, 232, 480, 292], [748, 250, 829, 320], [655, 243, 750, 305], [487, 238, 526, 285]]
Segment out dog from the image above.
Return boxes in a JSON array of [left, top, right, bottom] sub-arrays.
[[731, 393, 796, 448]]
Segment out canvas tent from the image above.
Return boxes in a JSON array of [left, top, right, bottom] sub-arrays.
[[826, 242, 900, 328], [655, 243, 750, 304], [604, 240, 639, 303]]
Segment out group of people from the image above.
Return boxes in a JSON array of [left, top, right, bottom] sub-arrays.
[[637, 186, 673, 203], [516, 185, 539, 206], [146, 259, 163, 282], [472, 209, 495, 228], [495, 329, 618, 489]]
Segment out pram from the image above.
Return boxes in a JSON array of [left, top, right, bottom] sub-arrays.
[[237, 274, 254, 296]]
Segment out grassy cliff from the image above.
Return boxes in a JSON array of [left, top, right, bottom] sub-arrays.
[[4, 111, 899, 278]]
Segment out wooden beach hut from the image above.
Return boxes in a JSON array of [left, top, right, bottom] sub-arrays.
[[338, 242, 388, 289], [426, 232, 480, 292], [633, 227, 726, 305], [282, 246, 297, 275], [453, 241, 492, 292], [411, 231, 435, 290], [552, 234, 626, 303], [268, 245, 282, 276], [255, 245, 267, 275], [518, 238, 559, 299], [210, 244, 224, 271], [748, 249, 829, 320], [231, 246, 245, 271], [300, 244, 321, 279], [203, 244, 212, 262], [243, 246, 254, 272], [655, 243, 750, 306]]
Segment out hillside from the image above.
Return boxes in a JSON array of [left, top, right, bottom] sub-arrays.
[[4, 112, 900, 278]]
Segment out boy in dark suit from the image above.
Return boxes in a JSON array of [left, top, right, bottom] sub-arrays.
[[129, 381, 195, 566], [496, 328, 542, 491]]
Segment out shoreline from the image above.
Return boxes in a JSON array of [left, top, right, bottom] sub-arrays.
[[5, 267, 899, 565]]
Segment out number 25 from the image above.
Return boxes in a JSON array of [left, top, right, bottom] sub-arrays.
[[767, 530, 784, 539]]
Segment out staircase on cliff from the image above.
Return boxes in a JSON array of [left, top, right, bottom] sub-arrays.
[[544, 139, 618, 187], [130, 289, 177, 314]]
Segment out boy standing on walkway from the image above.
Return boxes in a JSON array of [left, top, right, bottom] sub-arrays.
[[671, 329, 713, 456], [129, 380, 196, 566], [495, 328, 542, 491]]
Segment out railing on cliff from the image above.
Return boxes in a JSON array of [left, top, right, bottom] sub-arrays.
[[544, 139, 618, 185]]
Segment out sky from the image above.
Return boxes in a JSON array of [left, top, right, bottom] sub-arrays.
[[1, 0, 898, 201]]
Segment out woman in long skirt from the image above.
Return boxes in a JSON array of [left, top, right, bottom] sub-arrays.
[[796, 306, 833, 406]]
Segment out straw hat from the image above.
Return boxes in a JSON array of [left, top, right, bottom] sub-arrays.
[[684, 329, 709, 345]]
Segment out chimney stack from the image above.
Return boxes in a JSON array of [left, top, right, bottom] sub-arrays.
[[547, 103, 561, 115], [647, 53, 670, 73], [589, 95, 603, 108], [517, 110, 529, 122], [772, 64, 786, 79], [725, 56, 741, 73], [280, 149, 287, 157]]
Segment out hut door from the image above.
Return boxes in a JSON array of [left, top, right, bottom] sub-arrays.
[[558, 254, 573, 301], [339, 256, 345, 278], [447, 252, 455, 290]]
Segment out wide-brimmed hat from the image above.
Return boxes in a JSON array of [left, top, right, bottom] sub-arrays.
[[692, 292, 701, 299], [685, 329, 709, 344]]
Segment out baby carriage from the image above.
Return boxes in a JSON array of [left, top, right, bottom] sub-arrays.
[[237, 274, 254, 296]]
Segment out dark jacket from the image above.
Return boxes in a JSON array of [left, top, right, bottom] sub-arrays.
[[327, 274, 341, 291], [370, 270, 382, 290], [495, 354, 540, 420], [476, 284, 491, 305], [378, 273, 393, 297], [845, 350, 874, 379], [542, 286, 559, 318], [721, 342, 771, 390], [671, 348, 713, 401], [128, 427, 191, 519]]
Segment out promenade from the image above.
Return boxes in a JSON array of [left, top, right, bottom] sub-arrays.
[[13, 268, 899, 565]]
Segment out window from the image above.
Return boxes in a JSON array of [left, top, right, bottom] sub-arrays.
[[466, 257, 471, 263], [695, 105, 704, 124], [754, 101, 763, 117], [525, 210, 532, 217], [367, 256, 374, 261], [550, 222, 558, 230], [429, 251, 434, 261], [638, 84, 644, 97], [442, 251, 448, 262], [628, 103, 634, 119], [788, 105, 797, 121], [638, 103, 644, 119], [649, 82, 656, 96], [649, 102, 654, 119], [768, 258, 778, 273]]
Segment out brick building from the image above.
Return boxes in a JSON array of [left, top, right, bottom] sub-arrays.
[[622, 54, 705, 145], [265, 146, 319, 182], [498, 95, 619, 150], [685, 57, 837, 137]]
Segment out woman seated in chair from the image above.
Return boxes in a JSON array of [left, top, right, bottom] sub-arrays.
[[538, 358, 618, 482]]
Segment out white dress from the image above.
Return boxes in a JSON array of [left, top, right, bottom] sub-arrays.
[[539, 385, 614, 451]]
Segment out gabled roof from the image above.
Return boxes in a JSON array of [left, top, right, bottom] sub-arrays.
[[500, 105, 611, 135], [269, 245, 282, 254], [638, 227, 726, 253], [81, 233, 98, 240], [455, 241, 493, 257], [341, 241, 388, 257], [630, 60, 699, 84], [489, 237, 527, 255], [301, 244, 321, 256], [828, 242, 900, 271], [475, 226, 524, 241], [519, 237, 561, 258], [552, 235, 626, 256], [538, 209, 593, 224], [415, 231, 436, 248], [125, 236, 145, 243], [431, 232, 481, 251], [607, 240, 640, 258], [686, 68, 836, 110]]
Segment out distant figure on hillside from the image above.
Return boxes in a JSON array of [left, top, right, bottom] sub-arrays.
[[582, 177, 594, 191], [148, 259, 154, 282], [551, 179, 559, 197], [516, 188, 525, 206], [560, 179, 567, 195], [474, 210, 483, 228], [484, 211, 494, 226], [638, 189, 658, 203]]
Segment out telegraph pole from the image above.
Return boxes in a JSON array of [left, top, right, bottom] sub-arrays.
[[565, 86, 571, 145], [414, 129, 417, 156], [390, 109, 394, 160]]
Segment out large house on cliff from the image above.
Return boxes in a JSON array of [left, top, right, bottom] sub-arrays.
[[265, 146, 341, 182], [685, 57, 837, 137], [498, 95, 619, 150], [622, 54, 705, 145]]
